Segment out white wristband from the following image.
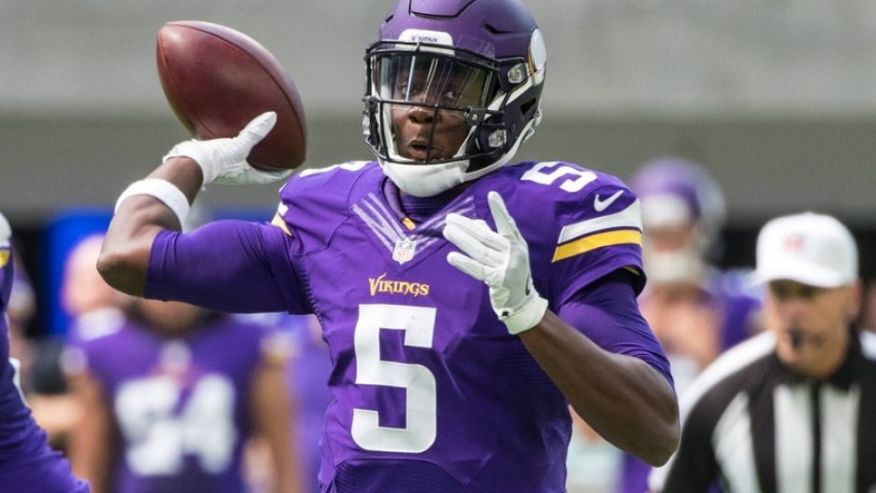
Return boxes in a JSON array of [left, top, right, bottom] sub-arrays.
[[115, 178, 190, 225], [501, 295, 549, 335]]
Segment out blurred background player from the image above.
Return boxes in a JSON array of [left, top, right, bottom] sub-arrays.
[[62, 234, 128, 344], [237, 312, 332, 493], [650, 212, 876, 492], [64, 234, 301, 493], [282, 315, 331, 493], [614, 156, 762, 493], [25, 234, 131, 449], [632, 156, 762, 383], [0, 211, 89, 492]]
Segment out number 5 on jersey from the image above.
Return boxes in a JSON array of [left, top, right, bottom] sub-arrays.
[[352, 304, 437, 453]]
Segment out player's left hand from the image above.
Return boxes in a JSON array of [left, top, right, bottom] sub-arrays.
[[443, 191, 548, 335]]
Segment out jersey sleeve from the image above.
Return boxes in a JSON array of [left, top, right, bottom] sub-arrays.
[[556, 269, 672, 386], [546, 178, 645, 307], [145, 219, 312, 314]]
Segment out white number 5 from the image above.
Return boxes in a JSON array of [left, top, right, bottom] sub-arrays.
[[521, 161, 597, 193], [352, 304, 437, 453]]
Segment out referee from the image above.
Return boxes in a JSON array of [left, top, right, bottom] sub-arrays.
[[649, 212, 876, 493]]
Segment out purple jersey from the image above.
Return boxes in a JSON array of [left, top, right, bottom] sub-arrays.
[[0, 214, 89, 492], [71, 314, 269, 493], [146, 160, 670, 492]]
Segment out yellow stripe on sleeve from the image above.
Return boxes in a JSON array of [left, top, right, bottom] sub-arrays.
[[552, 229, 641, 263], [271, 213, 293, 237]]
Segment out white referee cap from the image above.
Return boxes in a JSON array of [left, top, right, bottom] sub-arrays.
[[752, 212, 858, 288]]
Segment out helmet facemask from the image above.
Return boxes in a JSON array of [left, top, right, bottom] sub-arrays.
[[363, 38, 544, 196]]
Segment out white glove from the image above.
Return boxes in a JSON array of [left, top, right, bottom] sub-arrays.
[[443, 191, 548, 335], [163, 111, 292, 186]]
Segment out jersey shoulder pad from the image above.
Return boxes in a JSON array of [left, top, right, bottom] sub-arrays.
[[489, 161, 644, 303], [271, 161, 380, 245], [279, 160, 378, 206], [501, 161, 642, 261]]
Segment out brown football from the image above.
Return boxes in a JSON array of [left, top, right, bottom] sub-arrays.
[[156, 20, 306, 170]]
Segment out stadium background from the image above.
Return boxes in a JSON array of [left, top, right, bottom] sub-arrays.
[[1, 2, 875, 489]]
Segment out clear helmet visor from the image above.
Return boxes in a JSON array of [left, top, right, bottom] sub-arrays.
[[369, 50, 499, 164]]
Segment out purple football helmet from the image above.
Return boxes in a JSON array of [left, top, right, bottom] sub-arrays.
[[631, 157, 726, 239], [631, 157, 726, 283], [363, 0, 546, 196]]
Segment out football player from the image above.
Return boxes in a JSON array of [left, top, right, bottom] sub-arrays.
[[65, 236, 300, 493], [99, 0, 679, 491], [616, 157, 763, 493], [0, 212, 89, 492], [633, 156, 762, 387]]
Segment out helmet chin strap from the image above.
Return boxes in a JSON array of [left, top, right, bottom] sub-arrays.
[[381, 159, 470, 197]]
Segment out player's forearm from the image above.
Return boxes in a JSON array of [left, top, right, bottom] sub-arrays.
[[98, 158, 202, 296], [520, 310, 680, 466]]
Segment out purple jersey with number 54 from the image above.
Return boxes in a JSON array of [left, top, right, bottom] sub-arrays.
[[70, 316, 269, 493], [147, 160, 667, 493]]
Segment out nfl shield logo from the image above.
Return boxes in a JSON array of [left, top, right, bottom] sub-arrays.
[[393, 238, 417, 264]]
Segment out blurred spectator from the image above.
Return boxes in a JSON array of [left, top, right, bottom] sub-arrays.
[[613, 156, 762, 493], [65, 290, 301, 492]]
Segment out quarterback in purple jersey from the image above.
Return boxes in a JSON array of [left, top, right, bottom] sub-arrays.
[[0, 212, 90, 493], [99, 1, 679, 491]]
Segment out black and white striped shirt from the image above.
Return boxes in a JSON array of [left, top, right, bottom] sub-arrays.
[[651, 329, 876, 493]]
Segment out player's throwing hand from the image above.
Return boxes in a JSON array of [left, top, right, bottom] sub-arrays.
[[163, 111, 291, 186], [444, 191, 549, 335]]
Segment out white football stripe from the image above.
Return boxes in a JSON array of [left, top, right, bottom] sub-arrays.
[[557, 199, 641, 244]]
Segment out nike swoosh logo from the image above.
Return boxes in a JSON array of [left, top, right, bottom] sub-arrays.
[[593, 190, 624, 212]]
